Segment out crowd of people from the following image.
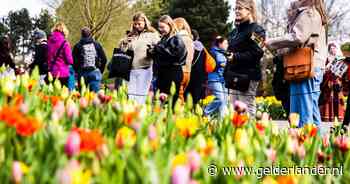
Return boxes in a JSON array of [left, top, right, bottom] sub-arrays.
[[1, 0, 350, 131]]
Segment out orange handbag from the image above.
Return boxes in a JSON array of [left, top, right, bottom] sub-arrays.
[[283, 47, 314, 81], [203, 48, 216, 73]]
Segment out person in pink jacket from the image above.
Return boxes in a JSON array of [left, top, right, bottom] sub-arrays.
[[47, 22, 74, 87]]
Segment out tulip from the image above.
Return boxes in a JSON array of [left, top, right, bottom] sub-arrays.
[[148, 125, 157, 141], [12, 161, 23, 184], [159, 93, 168, 103], [296, 144, 306, 159], [289, 113, 300, 128], [64, 131, 81, 157], [234, 100, 247, 114], [52, 101, 65, 122], [322, 134, 330, 148], [171, 166, 191, 184], [66, 101, 79, 119], [334, 136, 350, 153], [187, 150, 201, 173], [235, 128, 249, 150], [265, 148, 277, 163], [79, 97, 88, 109]]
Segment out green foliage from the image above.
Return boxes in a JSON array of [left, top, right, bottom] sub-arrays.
[[133, 0, 170, 25], [33, 9, 55, 36], [169, 0, 231, 46], [56, 0, 132, 58], [0, 19, 9, 36], [7, 8, 33, 55]]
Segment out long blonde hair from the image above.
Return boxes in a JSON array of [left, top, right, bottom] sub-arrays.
[[174, 17, 193, 39], [131, 12, 157, 35], [158, 15, 178, 37], [51, 22, 69, 37], [236, 0, 258, 22]]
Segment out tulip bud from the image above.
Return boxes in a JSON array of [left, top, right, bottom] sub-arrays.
[[64, 131, 81, 157]]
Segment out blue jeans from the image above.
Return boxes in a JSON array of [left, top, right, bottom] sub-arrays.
[[204, 81, 227, 118], [290, 67, 323, 127], [80, 69, 102, 92]]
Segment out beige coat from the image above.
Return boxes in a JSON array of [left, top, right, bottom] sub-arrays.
[[267, 6, 327, 69], [128, 31, 160, 69], [177, 30, 194, 73]]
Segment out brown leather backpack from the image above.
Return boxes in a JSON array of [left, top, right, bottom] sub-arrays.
[[283, 47, 314, 81]]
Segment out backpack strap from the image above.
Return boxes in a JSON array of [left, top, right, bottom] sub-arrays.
[[50, 40, 67, 71]]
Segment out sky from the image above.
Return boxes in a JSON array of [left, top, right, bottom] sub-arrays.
[[0, 0, 50, 17]]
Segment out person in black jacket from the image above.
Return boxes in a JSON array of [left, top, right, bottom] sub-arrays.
[[152, 15, 187, 103], [73, 27, 107, 92], [224, 0, 266, 116], [0, 35, 16, 70], [185, 29, 207, 105], [30, 29, 48, 83]]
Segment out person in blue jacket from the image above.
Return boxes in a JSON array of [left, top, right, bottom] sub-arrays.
[[204, 36, 229, 118]]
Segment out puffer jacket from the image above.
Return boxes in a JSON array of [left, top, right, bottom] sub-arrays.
[[47, 31, 73, 78], [153, 35, 187, 68]]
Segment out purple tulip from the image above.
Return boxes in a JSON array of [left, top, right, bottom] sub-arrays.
[[64, 131, 81, 157]]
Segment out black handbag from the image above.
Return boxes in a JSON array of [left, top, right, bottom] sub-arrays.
[[108, 48, 134, 81], [224, 70, 251, 92]]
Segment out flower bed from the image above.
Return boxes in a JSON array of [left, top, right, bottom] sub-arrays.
[[0, 69, 349, 183]]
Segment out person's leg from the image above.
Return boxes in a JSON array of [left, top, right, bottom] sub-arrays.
[[204, 81, 223, 116], [242, 81, 259, 117], [135, 68, 153, 104], [312, 68, 323, 126], [293, 79, 314, 127], [343, 90, 350, 128], [128, 69, 139, 102]]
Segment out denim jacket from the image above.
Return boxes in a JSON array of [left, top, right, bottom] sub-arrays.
[[208, 46, 227, 82]]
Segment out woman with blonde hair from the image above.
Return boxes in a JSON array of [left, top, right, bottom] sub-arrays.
[[47, 22, 74, 88], [124, 12, 160, 104], [224, 0, 266, 116], [152, 15, 187, 104], [174, 17, 194, 101], [266, 0, 328, 128]]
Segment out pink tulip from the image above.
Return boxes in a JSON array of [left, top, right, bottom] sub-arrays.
[[12, 161, 23, 184], [187, 150, 201, 173], [66, 102, 79, 119], [159, 93, 168, 103], [171, 166, 191, 184], [57, 160, 80, 184], [288, 128, 299, 139], [131, 122, 142, 132], [235, 160, 245, 180], [322, 134, 330, 148], [148, 125, 157, 141], [92, 96, 101, 106], [79, 97, 88, 109], [20, 103, 29, 114], [189, 180, 199, 184], [234, 101, 247, 114], [334, 136, 350, 153], [261, 112, 270, 122], [52, 101, 65, 121], [297, 144, 306, 159], [64, 131, 81, 157], [265, 148, 277, 163]]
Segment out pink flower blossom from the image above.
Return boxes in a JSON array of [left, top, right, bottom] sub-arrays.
[[234, 101, 247, 114], [171, 166, 191, 184], [187, 150, 201, 173], [64, 131, 81, 157]]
